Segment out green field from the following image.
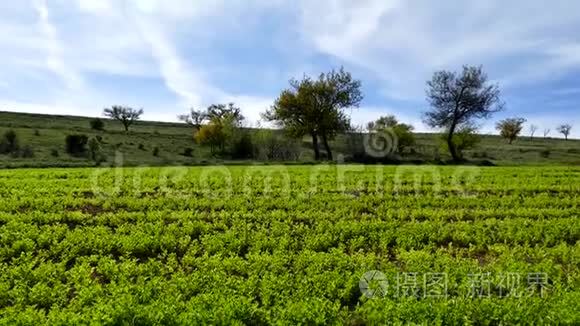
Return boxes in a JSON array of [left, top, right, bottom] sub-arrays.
[[1, 111, 579, 168], [0, 165, 578, 324]]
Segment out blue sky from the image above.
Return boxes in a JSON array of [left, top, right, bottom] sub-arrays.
[[1, 0, 579, 137]]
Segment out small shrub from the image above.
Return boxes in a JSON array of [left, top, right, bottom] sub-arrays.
[[477, 159, 496, 166], [232, 133, 254, 159], [138, 144, 146, 151], [0, 130, 19, 154], [96, 135, 103, 143], [540, 149, 551, 158], [65, 134, 89, 156], [253, 130, 301, 161], [20, 145, 34, 158], [182, 148, 194, 157], [90, 119, 105, 131], [50, 149, 59, 157], [34, 129, 40, 136], [153, 147, 159, 157]]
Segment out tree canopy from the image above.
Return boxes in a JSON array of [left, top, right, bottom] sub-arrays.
[[556, 124, 573, 140], [103, 106, 143, 132], [194, 103, 245, 155], [496, 117, 526, 144], [367, 115, 415, 154], [263, 67, 362, 160], [178, 108, 207, 130]]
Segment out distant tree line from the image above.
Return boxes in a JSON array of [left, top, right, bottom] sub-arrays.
[[1, 65, 576, 164], [171, 65, 575, 162]]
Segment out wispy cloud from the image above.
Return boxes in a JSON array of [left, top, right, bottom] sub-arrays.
[[0, 0, 579, 137], [126, 2, 274, 119], [31, 0, 84, 91], [298, 0, 580, 98]]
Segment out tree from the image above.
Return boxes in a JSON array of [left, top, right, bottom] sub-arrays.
[[543, 128, 551, 139], [194, 103, 245, 155], [529, 124, 538, 141], [195, 123, 225, 154], [556, 124, 572, 140], [264, 67, 362, 160], [367, 115, 416, 154], [496, 117, 526, 144], [103, 106, 143, 131], [178, 108, 207, 131], [206, 103, 244, 122], [423, 65, 504, 161]]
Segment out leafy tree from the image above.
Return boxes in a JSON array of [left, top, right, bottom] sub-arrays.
[[556, 123, 573, 140], [103, 106, 143, 131], [424, 65, 504, 161], [195, 123, 225, 154], [367, 115, 416, 154], [264, 67, 362, 160], [206, 103, 244, 122], [496, 117, 526, 144], [194, 103, 245, 155]]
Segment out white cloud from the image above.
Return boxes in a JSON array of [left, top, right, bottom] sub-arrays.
[[124, 2, 275, 121], [31, 0, 85, 90], [298, 0, 580, 99], [131, 15, 219, 108], [1, 0, 580, 133]]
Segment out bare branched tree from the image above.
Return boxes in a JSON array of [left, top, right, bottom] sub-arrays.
[[543, 128, 551, 139], [103, 106, 144, 132], [424, 65, 504, 161], [556, 124, 573, 140], [529, 124, 538, 141], [178, 108, 207, 131]]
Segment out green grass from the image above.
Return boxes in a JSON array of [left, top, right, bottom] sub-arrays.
[[1, 110, 579, 168], [0, 165, 578, 324]]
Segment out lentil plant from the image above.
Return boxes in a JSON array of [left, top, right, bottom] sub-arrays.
[[0, 166, 578, 324]]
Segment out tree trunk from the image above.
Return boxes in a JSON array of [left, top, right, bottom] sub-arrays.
[[311, 133, 320, 160], [123, 123, 129, 132], [447, 122, 459, 161], [321, 134, 333, 161]]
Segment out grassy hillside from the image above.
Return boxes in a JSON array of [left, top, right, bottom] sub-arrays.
[[1, 110, 579, 168]]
